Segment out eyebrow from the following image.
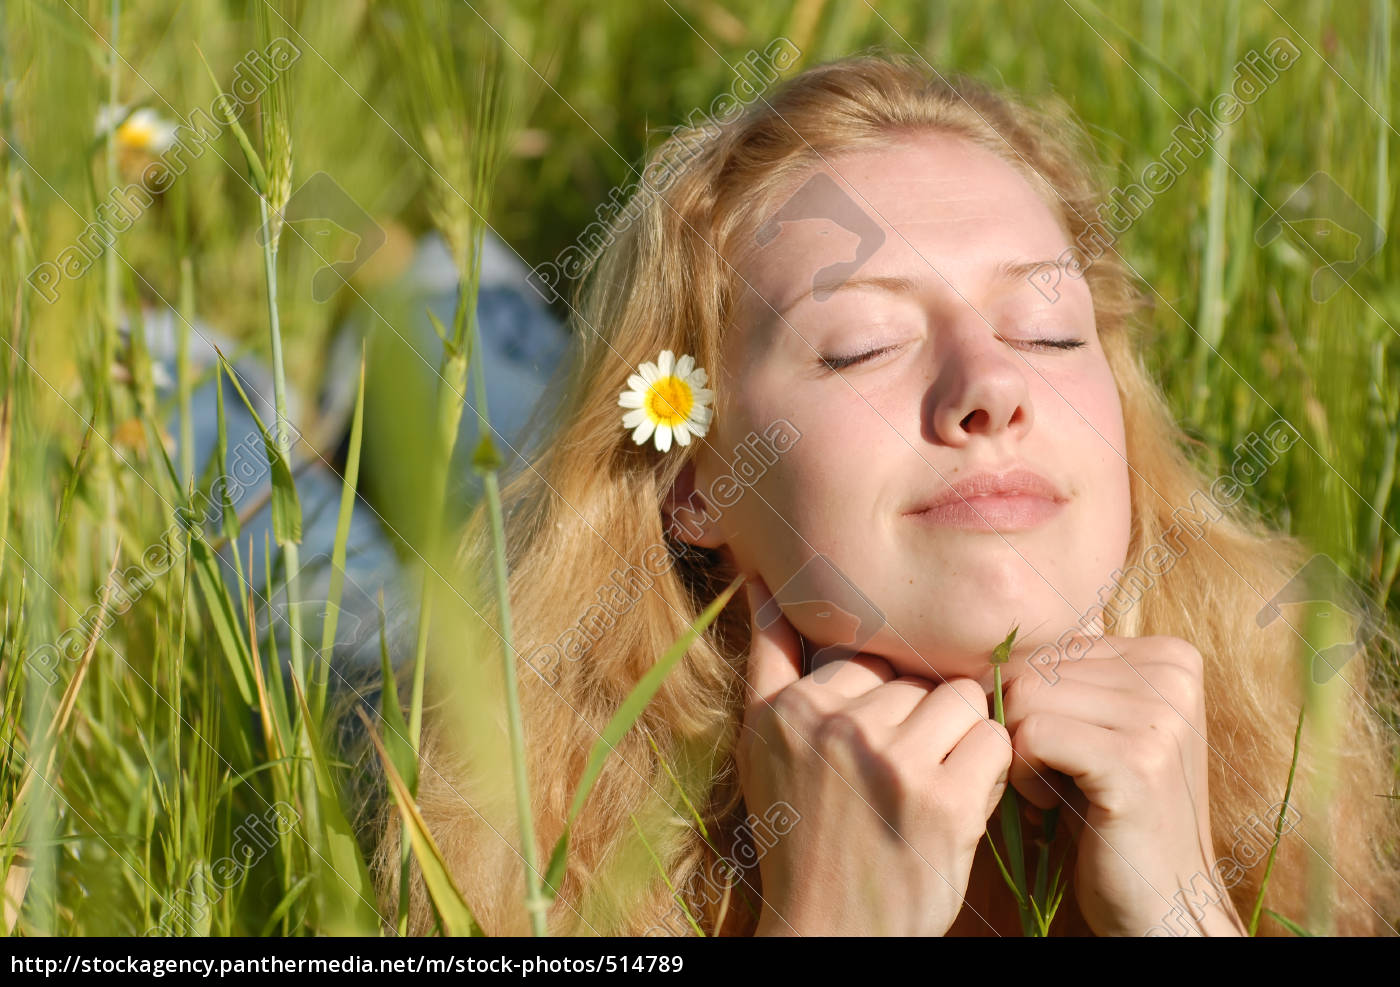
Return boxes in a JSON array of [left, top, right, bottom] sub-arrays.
[[795, 258, 1072, 308]]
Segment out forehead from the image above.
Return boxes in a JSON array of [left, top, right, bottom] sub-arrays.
[[732, 133, 1078, 319]]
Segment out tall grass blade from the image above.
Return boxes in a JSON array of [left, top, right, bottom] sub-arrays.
[[543, 572, 746, 900], [356, 706, 485, 937]]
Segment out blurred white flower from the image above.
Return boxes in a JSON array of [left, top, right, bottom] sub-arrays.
[[95, 103, 178, 155]]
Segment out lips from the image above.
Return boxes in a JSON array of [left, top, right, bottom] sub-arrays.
[[903, 467, 1067, 516]]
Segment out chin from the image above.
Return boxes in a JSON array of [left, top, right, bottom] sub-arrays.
[[878, 591, 1088, 683]]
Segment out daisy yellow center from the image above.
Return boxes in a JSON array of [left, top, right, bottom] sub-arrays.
[[117, 120, 158, 150], [645, 375, 693, 427]]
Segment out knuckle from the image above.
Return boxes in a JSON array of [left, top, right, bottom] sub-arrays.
[[1002, 671, 1041, 712], [1125, 733, 1176, 783], [812, 710, 875, 756], [849, 653, 896, 680], [770, 682, 820, 724], [1147, 662, 1202, 706], [960, 717, 1013, 772], [1014, 712, 1048, 754], [944, 677, 988, 714], [1157, 635, 1204, 671], [892, 674, 936, 694]]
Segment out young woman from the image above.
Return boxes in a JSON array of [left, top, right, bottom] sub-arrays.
[[373, 53, 1400, 936]]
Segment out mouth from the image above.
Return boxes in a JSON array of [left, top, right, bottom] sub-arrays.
[[903, 467, 1067, 533]]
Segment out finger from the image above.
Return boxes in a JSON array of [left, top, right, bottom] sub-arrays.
[[941, 717, 1014, 822], [841, 675, 935, 728], [801, 649, 897, 698], [1008, 712, 1117, 810], [1022, 656, 1146, 689], [896, 678, 991, 758], [1002, 677, 1149, 734], [1017, 654, 1201, 724], [743, 576, 804, 713], [1026, 633, 1199, 675]]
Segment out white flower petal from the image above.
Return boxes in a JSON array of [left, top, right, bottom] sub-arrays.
[[626, 373, 647, 393], [622, 408, 648, 428], [95, 102, 129, 136], [654, 423, 673, 452], [689, 367, 708, 385], [673, 422, 692, 446], [152, 123, 177, 152], [691, 387, 715, 404], [640, 362, 659, 384], [688, 419, 709, 439], [691, 406, 713, 425], [618, 390, 644, 408], [676, 354, 695, 378], [658, 350, 675, 376], [632, 417, 656, 445]]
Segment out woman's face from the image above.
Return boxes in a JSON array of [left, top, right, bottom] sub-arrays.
[[675, 132, 1132, 687]]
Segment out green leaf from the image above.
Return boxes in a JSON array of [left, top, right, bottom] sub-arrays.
[[312, 346, 367, 717], [50, 420, 94, 558], [1031, 804, 1061, 927], [991, 655, 1030, 935], [377, 591, 417, 795], [257, 875, 313, 936], [288, 675, 381, 935], [215, 349, 302, 546], [144, 419, 256, 706], [426, 307, 450, 346], [1263, 908, 1315, 937], [193, 43, 269, 196], [215, 361, 238, 542], [645, 732, 708, 841], [357, 707, 484, 936], [543, 572, 746, 900], [260, 531, 294, 761], [983, 829, 1026, 908], [629, 813, 704, 936]]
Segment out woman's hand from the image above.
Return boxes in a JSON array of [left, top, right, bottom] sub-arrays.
[[1005, 633, 1245, 936], [737, 576, 1013, 936]]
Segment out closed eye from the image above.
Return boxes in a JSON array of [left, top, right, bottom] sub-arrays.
[[817, 344, 899, 372], [1013, 337, 1086, 352], [817, 337, 1084, 372]]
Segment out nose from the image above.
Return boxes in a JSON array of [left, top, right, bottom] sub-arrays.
[[924, 313, 1035, 447]]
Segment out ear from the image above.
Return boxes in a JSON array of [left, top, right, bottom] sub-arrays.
[[663, 458, 727, 549]]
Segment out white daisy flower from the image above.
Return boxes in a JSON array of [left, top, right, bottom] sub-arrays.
[[617, 349, 715, 453]]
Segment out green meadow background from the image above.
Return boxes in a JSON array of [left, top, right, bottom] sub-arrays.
[[1, 0, 1397, 936]]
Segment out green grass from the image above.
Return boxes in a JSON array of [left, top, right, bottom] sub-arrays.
[[1, 0, 1398, 936]]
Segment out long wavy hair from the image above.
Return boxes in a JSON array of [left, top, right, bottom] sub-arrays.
[[370, 51, 1400, 936]]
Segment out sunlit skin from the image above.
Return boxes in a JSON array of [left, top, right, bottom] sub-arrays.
[[666, 134, 1244, 935], [694, 135, 1130, 686]]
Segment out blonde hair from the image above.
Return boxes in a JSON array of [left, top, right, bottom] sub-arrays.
[[371, 52, 1400, 936]]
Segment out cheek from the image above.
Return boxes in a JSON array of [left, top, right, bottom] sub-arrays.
[[1045, 358, 1127, 461], [1031, 358, 1128, 498], [1059, 368, 1132, 557]]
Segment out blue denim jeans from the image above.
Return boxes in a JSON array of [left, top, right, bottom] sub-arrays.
[[134, 231, 573, 677]]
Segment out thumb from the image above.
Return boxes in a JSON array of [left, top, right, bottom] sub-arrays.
[[743, 575, 803, 713]]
